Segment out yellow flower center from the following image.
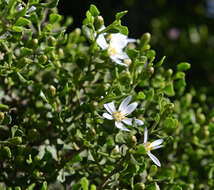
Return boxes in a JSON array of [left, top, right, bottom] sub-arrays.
[[113, 111, 126, 121], [145, 142, 153, 152], [108, 46, 118, 56], [107, 34, 113, 41]]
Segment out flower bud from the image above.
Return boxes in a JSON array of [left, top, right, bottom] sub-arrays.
[[47, 36, 56, 46], [149, 67, 154, 75], [9, 137, 22, 145], [134, 183, 145, 190], [0, 112, 4, 123], [75, 28, 81, 36], [124, 58, 132, 67], [198, 113, 206, 124], [166, 68, 173, 76], [128, 135, 137, 147], [32, 38, 39, 48], [58, 48, 64, 58], [49, 85, 56, 96], [94, 16, 104, 30], [39, 55, 48, 64]]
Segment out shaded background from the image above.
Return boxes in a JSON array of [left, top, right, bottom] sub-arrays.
[[58, 0, 214, 90]]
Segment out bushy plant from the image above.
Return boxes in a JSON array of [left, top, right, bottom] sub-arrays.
[[0, 0, 213, 189]]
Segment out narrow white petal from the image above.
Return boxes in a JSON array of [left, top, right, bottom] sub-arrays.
[[110, 33, 128, 48], [115, 121, 130, 132], [113, 51, 129, 59], [27, 6, 36, 13], [122, 102, 138, 115], [150, 139, 164, 148], [152, 145, 164, 150], [102, 113, 113, 120], [104, 102, 116, 114], [127, 38, 137, 43], [96, 34, 109, 50], [147, 152, 161, 167], [110, 56, 127, 66], [144, 127, 148, 143], [5, 0, 9, 4], [122, 118, 132, 125], [118, 96, 132, 112], [135, 119, 144, 126]]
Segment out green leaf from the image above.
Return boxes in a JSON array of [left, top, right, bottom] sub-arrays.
[[40, 91, 48, 103], [156, 56, 166, 67], [164, 82, 175, 96], [165, 117, 178, 129], [26, 183, 36, 190], [21, 47, 33, 57], [81, 177, 89, 190], [177, 62, 191, 71], [89, 4, 100, 17], [135, 144, 146, 155], [137, 91, 146, 100], [116, 10, 128, 20], [15, 17, 31, 26], [17, 72, 28, 83], [119, 25, 129, 35], [71, 154, 83, 163], [12, 26, 24, 33], [49, 13, 62, 24], [82, 25, 95, 42], [41, 181, 47, 190], [11, 125, 18, 138], [126, 49, 139, 59]]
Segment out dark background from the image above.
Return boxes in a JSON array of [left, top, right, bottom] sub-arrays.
[[58, 0, 214, 89]]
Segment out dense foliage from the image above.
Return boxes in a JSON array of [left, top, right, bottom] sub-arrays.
[[0, 0, 214, 189]]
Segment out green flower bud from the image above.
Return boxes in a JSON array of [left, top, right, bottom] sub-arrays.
[[141, 32, 151, 45], [128, 135, 137, 147], [32, 38, 39, 48], [166, 68, 173, 76], [39, 55, 48, 64], [149, 67, 154, 75], [75, 28, 81, 36], [134, 183, 145, 190], [47, 36, 57, 46], [198, 113, 206, 124], [94, 16, 104, 30], [58, 48, 64, 58], [49, 85, 56, 96], [9, 137, 22, 145], [0, 112, 4, 123]]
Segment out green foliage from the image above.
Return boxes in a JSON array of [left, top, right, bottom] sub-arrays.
[[0, 0, 213, 189]]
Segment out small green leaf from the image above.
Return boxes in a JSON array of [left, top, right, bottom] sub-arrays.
[[11, 125, 18, 138], [119, 25, 128, 35], [164, 82, 175, 96], [116, 10, 128, 20], [126, 49, 139, 59], [12, 26, 24, 33], [81, 177, 89, 190], [41, 181, 47, 190], [137, 92, 146, 100], [40, 91, 48, 103], [49, 13, 62, 24], [89, 4, 100, 17], [177, 62, 191, 71], [71, 154, 83, 163], [156, 56, 166, 67], [26, 183, 36, 190], [15, 17, 31, 26], [135, 144, 146, 155], [165, 117, 178, 129], [82, 25, 94, 42]]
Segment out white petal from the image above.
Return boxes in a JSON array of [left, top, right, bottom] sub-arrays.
[[110, 33, 128, 48], [122, 102, 138, 115], [103, 113, 113, 120], [115, 121, 130, 132], [103, 102, 116, 114], [110, 56, 127, 66], [152, 145, 164, 150], [27, 6, 36, 13], [135, 119, 144, 126], [150, 139, 164, 148], [5, 0, 9, 4], [96, 34, 108, 50], [144, 127, 148, 143], [127, 38, 137, 43], [122, 118, 132, 125], [147, 152, 161, 167], [118, 96, 132, 112]]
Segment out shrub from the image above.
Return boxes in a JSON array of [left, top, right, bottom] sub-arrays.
[[0, 1, 213, 189]]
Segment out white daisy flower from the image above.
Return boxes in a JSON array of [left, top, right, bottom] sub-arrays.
[[143, 127, 163, 167], [102, 95, 144, 132], [96, 27, 136, 67]]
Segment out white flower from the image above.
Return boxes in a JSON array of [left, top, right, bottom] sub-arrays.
[[143, 127, 163, 167], [102, 95, 144, 132], [96, 27, 136, 67]]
